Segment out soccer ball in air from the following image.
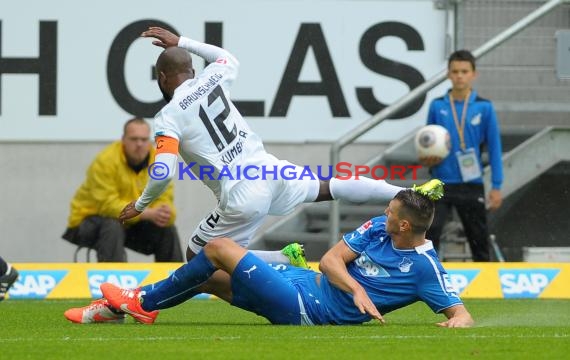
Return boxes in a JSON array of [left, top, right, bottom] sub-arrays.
[[414, 125, 451, 159]]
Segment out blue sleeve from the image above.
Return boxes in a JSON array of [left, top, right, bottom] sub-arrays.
[[426, 100, 437, 125], [417, 257, 463, 313], [485, 102, 503, 189], [342, 216, 385, 254]]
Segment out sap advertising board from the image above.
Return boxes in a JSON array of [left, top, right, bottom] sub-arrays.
[[0, 0, 449, 142]]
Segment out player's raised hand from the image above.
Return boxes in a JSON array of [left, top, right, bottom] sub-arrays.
[[119, 200, 142, 223], [141, 27, 180, 48]]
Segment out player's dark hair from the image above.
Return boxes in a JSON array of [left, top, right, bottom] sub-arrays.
[[394, 189, 435, 234], [448, 49, 476, 71], [156, 47, 193, 76], [123, 117, 149, 136]]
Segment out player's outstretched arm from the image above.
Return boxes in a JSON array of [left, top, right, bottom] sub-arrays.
[[119, 137, 179, 224], [142, 26, 238, 70], [438, 304, 474, 328], [319, 241, 384, 323]]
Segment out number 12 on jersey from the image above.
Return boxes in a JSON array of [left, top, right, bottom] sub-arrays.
[[198, 85, 237, 152]]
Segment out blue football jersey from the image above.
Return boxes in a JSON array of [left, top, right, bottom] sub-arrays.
[[302, 215, 463, 325], [427, 89, 503, 189]]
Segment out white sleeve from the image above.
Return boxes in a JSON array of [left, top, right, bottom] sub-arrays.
[[178, 36, 239, 68], [154, 112, 181, 140], [135, 152, 178, 212]]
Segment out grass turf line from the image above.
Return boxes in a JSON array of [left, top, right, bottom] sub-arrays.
[[0, 299, 568, 359]]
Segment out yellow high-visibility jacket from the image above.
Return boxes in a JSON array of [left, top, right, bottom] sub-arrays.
[[67, 141, 176, 228]]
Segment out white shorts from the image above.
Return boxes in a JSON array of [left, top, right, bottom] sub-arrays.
[[187, 157, 320, 254]]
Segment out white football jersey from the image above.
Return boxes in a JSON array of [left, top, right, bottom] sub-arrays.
[[153, 38, 268, 198]]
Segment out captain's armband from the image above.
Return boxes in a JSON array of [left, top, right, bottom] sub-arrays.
[[155, 136, 179, 155]]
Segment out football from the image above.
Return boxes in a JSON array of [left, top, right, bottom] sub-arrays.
[[414, 125, 451, 159]]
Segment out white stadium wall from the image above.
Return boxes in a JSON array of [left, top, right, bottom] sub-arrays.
[[0, 0, 450, 143]]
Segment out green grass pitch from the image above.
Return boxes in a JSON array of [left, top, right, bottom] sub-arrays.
[[1, 299, 569, 359]]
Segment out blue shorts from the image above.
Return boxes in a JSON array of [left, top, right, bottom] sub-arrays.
[[230, 253, 316, 325]]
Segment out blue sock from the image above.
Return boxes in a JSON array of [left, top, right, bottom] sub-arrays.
[[141, 250, 216, 311], [141, 279, 166, 293], [140, 279, 201, 309]]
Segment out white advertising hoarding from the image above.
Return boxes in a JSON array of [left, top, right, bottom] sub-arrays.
[[0, 0, 450, 142]]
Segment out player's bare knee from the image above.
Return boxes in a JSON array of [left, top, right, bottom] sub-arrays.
[[203, 238, 223, 253], [203, 237, 234, 261]]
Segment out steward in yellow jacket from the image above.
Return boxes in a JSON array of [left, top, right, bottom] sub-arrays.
[[63, 118, 183, 262], [66, 141, 175, 228]]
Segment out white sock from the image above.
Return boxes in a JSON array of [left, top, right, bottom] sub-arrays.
[[249, 250, 289, 264], [329, 177, 404, 203]]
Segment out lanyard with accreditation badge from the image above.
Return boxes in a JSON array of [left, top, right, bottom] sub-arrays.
[[449, 90, 481, 182]]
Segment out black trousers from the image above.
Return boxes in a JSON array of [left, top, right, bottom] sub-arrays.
[[426, 183, 490, 262], [62, 216, 183, 262]]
